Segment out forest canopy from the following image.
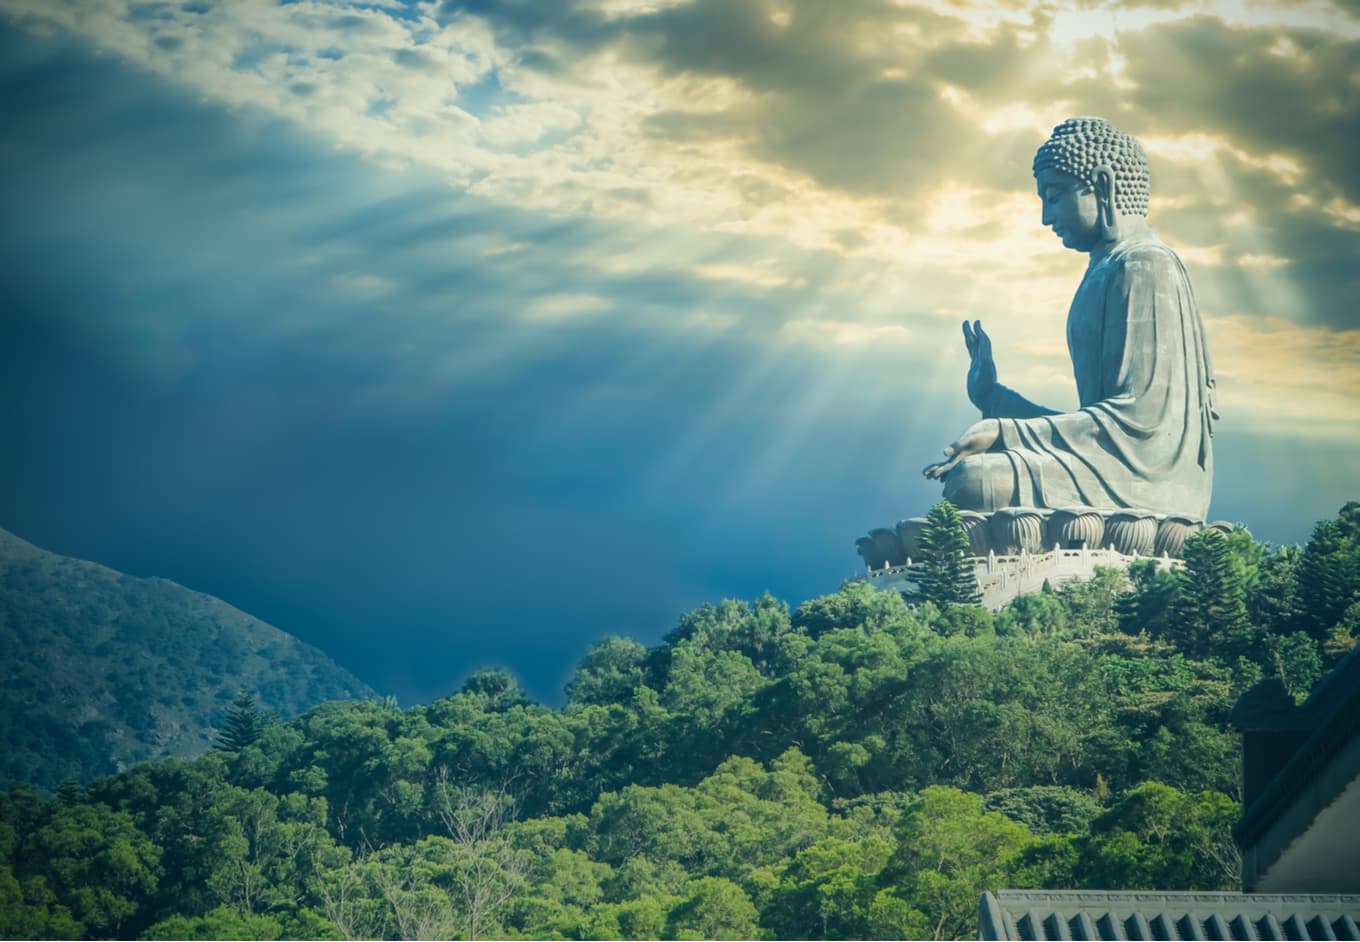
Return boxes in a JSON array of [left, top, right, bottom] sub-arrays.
[[1, 502, 1357, 940]]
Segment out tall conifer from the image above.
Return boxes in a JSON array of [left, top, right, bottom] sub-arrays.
[[1170, 529, 1255, 659], [917, 501, 981, 607], [1298, 507, 1360, 640], [216, 690, 265, 751]]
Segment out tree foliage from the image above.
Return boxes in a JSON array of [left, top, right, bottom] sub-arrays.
[[1167, 530, 1257, 659], [217, 692, 269, 752], [916, 502, 981, 607], [0, 503, 1355, 939], [1298, 502, 1360, 642]]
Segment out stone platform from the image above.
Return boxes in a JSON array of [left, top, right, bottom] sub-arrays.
[[856, 507, 1239, 611]]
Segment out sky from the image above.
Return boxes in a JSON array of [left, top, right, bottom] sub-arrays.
[[1, 0, 1357, 705]]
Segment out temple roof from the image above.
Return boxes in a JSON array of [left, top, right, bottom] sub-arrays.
[[980, 890, 1360, 941], [1232, 644, 1360, 891]]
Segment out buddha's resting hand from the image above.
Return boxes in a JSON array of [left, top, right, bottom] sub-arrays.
[[923, 419, 1001, 480], [964, 320, 997, 414]]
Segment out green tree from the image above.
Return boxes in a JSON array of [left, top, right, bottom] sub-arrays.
[[360, 839, 461, 941], [1168, 530, 1257, 659], [19, 802, 162, 937], [664, 876, 760, 940], [503, 846, 611, 940], [565, 636, 648, 706], [984, 786, 1103, 837], [54, 778, 84, 806], [1056, 566, 1127, 637], [0, 863, 84, 939], [884, 787, 1036, 940], [218, 691, 267, 752], [996, 590, 1068, 637], [458, 669, 531, 712], [1117, 558, 1177, 639], [1324, 603, 1360, 665], [287, 699, 436, 846], [1264, 631, 1323, 702], [1298, 506, 1360, 640], [1074, 782, 1238, 890], [140, 904, 295, 940], [202, 786, 341, 920], [764, 835, 893, 939], [1251, 545, 1303, 637], [16, 512, 1358, 941], [916, 502, 980, 607], [792, 579, 922, 640], [904, 636, 1114, 792]]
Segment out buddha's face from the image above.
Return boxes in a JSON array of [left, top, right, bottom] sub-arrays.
[[1036, 168, 1100, 252]]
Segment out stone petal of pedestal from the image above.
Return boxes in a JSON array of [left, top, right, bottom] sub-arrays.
[[1105, 509, 1158, 556], [1154, 515, 1202, 558], [1207, 520, 1238, 537], [990, 507, 1048, 556], [958, 511, 992, 557], [1047, 506, 1106, 550], [870, 527, 907, 567], [856, 536, 886, 571], [896, 518, 929, 559]]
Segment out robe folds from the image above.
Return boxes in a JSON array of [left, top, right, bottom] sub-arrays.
[[943, 235, 1217, 520]]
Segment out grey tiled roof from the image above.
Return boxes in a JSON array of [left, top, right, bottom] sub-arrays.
[[980, 890, 1360, 940]]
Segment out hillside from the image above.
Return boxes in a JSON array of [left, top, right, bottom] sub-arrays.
[[0, 527, 374, 790]]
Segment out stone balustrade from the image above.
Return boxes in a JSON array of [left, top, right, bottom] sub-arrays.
[[863, 543, 1184, 611]]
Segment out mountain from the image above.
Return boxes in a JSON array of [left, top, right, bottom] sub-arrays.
[[0, 527, 374, 790]]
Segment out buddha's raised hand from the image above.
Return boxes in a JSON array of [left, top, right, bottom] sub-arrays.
[[963, 320, 997, 414]]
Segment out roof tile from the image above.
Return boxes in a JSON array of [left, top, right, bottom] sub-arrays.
[[980, 892, 1360, 941]]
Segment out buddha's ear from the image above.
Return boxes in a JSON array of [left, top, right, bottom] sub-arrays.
[[1093, 165, 1118, 227]]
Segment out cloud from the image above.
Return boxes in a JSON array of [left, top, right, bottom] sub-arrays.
[[479, 100, 583, 146], [3, 5, 1358, 710], [778, 319, 912, 348], [6, 0, 1352, 302], [6, 0, 1356, 353], [1208, 314, 1360, 437], [1113, 17, 1360, 194], [523, 292, 615, 319]]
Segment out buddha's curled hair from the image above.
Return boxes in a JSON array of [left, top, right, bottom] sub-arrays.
[[1033, 117, 1151, 217]]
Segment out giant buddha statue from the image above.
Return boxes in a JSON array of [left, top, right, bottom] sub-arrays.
[[923, 117, 1217, 521]]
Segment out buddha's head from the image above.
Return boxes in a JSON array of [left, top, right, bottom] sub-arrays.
[[1033, 117, 1150, 252]]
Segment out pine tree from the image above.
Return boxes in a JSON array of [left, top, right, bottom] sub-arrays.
[[1250, 545, 1303, 638], [916, 501, 981, 607], [1298, 508, 1360, 641], [55, 777, 84, 805], [1168, 529, 1256, 659], [216, 690, 266, 751]]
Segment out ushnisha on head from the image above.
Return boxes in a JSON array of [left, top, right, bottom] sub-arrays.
[[1032, 116, 1151, 217]]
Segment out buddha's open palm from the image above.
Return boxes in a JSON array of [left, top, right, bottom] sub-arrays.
[[923, 420, 1000, 480]]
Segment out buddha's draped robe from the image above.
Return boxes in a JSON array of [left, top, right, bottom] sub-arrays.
[[943, 235, 1217, 519]]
